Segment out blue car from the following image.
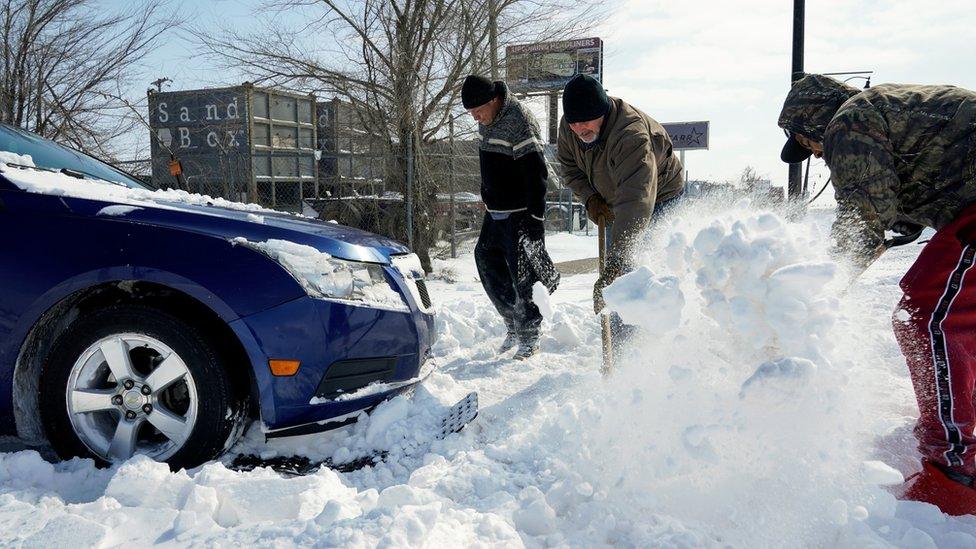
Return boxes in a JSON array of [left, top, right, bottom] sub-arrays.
[[0, 124, 435, 469]]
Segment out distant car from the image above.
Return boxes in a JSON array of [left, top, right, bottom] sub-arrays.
[[0, 124, 434, 469], [545, 202, 587, 231]]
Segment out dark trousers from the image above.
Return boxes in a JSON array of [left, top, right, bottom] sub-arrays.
[[475, 213, 543, 340]]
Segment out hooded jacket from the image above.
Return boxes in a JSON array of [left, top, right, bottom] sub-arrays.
[[557, 97, 684, 263], [779, 74, 976, 264]]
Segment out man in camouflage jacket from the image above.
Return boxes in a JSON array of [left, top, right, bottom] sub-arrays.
[[778, 74, 976, 515]]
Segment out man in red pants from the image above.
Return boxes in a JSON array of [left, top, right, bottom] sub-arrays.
[[778, 74, 976, 515]]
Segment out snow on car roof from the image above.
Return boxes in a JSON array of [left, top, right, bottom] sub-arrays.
[[0, 151, 302, 217]]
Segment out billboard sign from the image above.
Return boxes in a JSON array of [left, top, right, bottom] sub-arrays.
[[505, 37, 603, 93], [662, 121, 709, 151]]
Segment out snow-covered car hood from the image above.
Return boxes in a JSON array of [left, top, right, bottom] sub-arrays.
[[128, 199, 409, 261], [0, 163, 410, 263], [80, 196, 409, 264]]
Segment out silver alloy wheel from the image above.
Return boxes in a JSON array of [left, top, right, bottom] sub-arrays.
[[65, 333, 199, 462]]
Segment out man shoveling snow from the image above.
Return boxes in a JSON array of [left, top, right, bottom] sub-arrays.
[[778, 73, 976, 515], [555, 74, 685, 357]]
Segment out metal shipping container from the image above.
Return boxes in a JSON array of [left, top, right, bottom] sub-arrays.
[[148, 83, 318, 212], [315, 98, 387, 198]]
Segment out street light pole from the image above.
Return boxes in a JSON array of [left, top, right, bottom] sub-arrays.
[[822, 71, 873, 89], [788, 0, 805, 201]]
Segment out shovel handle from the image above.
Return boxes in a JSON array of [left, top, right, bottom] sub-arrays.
[[598, 218, 613, 375], [597, 217, 607, 275]]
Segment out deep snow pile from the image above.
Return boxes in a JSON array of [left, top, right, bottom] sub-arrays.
[[505, 206, 876, 545], [2, 198, 976, 547]]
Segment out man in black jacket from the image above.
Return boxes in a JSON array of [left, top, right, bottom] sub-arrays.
[[463, 74, 557, 360]]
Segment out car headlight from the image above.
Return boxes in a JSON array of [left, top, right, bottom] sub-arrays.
[[232, 237, 408, 311]]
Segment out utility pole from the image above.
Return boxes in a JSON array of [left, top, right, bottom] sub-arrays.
[[548, 91, 570, 231], [548, 92, 558, 144], [35, 60, 43, 132], [449, 117, 457, 259], [788, 0, 805, 201], [151, 77, 171, 93], [489, 0, 499, 79], [406, 132, 415, 249]]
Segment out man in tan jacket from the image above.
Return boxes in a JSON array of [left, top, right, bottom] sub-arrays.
[[556, 74, 684, 316]]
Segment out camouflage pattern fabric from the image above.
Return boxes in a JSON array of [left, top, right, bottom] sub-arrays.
[[779, 74, 976, 266], [778, 74, 860, 142]]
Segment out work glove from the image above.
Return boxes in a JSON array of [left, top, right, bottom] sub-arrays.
[[891, 221, 924, 237], [593, 276, 607, 315], [585, 194, 614, 224]]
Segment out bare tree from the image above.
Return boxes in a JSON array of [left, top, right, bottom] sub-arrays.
[[738, 166, 758, 186], [197, 0, 598, 269], [738, 165, 775, 199], [0, 0, 175, 159]]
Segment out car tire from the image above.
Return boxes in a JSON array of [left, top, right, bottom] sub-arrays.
[[39, 304, 247, 470]]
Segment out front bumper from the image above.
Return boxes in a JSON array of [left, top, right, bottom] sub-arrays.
[[263, 357, 437, 438], [229, 274, 435, 432]]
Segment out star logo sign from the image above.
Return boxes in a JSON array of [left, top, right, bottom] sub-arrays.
[[686, 127, 705, 146]]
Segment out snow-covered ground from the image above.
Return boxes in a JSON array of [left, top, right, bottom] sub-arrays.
[[3, 197, 976, 547]]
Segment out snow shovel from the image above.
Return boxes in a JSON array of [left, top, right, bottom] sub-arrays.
[[598, 218, 613, 375], [846, 225, 925, 289]]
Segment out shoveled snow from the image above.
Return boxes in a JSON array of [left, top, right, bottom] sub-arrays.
[[531, 281, 553, 320], [1, 197, 974, 547], [862, 460, 906, 487], [602, 265, 684, 327]]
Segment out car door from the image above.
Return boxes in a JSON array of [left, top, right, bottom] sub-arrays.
[[0, 189, 14, 348]]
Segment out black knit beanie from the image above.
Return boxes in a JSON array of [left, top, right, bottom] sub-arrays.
[[462, 75, 498, 109], [562, 74, 610, 123]]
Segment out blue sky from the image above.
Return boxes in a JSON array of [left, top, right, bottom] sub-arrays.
[[118, 0, 251, 90], [114, 0, 976, 188]]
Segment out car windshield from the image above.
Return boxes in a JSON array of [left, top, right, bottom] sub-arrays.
[[0, 124, 146, 189]]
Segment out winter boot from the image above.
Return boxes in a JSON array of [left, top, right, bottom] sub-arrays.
[[499, 330, 518, 354], [513, 333, 540, 361], [513, 342, 539, 360], [900, 460, 976, 516]]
